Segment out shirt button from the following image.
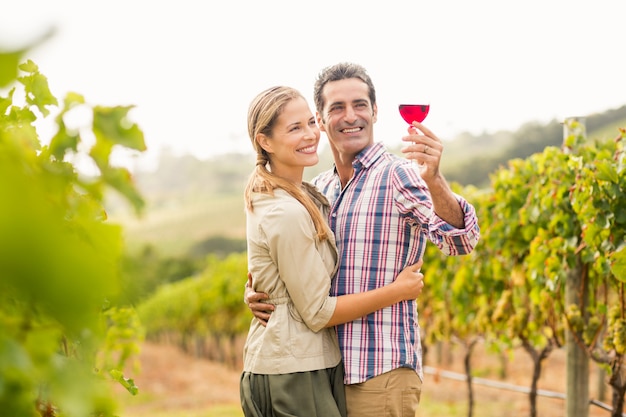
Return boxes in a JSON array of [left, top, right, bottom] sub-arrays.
[[331, 213, 337, 218]]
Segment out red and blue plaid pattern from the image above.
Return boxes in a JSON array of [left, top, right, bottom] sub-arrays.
[[313, 142, 480, 384]]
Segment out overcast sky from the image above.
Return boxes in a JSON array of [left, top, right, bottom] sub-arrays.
[[2, 0, 625, 171]]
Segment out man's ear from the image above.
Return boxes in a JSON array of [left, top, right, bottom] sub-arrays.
[[372, 103, 378, 123], [256, 134, 273, 154], [316, 112, 326, 133]]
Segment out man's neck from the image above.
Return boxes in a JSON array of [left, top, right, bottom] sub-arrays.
[[333, 153, 356, 189]]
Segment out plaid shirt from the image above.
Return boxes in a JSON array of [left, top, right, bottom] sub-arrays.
[[312, 142, 480, 384]]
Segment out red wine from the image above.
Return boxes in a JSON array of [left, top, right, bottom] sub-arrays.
[[399, 104, 430, 124]]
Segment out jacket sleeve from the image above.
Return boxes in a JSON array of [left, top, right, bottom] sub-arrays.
[[261, 200, 337, 332]]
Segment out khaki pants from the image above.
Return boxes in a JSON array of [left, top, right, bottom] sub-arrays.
[[344, 367, 422, 417]]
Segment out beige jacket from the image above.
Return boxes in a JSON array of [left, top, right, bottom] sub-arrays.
[[243, 185, 341, 374]]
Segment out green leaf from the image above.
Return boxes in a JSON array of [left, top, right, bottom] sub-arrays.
[[89, 133, 114, 170], [0, 335, 32, 372], [17, 60, 58, 116], [596, 160, 618, 183], [48, 123, 80, 160], [17, 58, 39, 73], [101, 166, 145, 215], [93, 105, 146, 151], [0, 51, 22, 88], [611, 246, 626, 283], [0, 88, 15, 114], [63, 91, 86, 109], [109, 369, 139, 396], [1, 28, 55, 88]]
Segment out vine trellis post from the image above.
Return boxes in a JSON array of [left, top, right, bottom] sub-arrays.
[[563, 116, 590, 417]]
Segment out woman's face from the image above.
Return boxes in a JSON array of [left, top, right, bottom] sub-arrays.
[[259, 97, 320, 184]]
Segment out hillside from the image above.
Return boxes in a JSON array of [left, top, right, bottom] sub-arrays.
[[107, 106, 626, 257]]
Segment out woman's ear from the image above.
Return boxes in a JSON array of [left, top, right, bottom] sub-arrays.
[[256, 134, 273, 154]]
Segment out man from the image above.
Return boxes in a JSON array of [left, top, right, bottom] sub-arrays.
[[246, 62, 480, 416]]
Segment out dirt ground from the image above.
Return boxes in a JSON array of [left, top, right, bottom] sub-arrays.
[[116, 341, 618, 417], [115, 342, 241, 414]]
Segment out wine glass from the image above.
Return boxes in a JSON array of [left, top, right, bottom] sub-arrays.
[[398, 103, 430, 125], [398, 102, 430, 164]]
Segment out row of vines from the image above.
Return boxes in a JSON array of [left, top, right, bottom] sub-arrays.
[[134, 122, 625, 417], [137, 253, 250, 369], [419, 120, 626, 417]]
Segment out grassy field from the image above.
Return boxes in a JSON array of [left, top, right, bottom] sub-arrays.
[[590, 118, 626, 141], [109, 193, 245, 256]]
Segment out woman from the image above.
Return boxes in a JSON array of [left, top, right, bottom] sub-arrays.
[[240, 86, 424, 417]]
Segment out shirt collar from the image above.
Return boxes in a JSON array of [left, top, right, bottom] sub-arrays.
[[352, 142, 386, 170]]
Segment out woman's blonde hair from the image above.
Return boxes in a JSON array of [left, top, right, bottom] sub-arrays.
[[244, 86, 329, 241]]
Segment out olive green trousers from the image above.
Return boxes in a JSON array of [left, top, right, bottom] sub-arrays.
[[240, 363, 347, 417]]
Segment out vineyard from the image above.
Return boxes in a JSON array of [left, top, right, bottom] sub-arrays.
[[1, 39, 625, 417], [128, 120, 626, 417], [114, 340, 615, 417]]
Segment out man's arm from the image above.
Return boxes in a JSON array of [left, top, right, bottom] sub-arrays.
[[245, 273, 274, 326], [425, 173, 465, 229], [402, 121, 466, 229]]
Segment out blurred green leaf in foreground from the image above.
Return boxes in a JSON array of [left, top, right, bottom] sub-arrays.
[[1, 37, 146, 417]]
